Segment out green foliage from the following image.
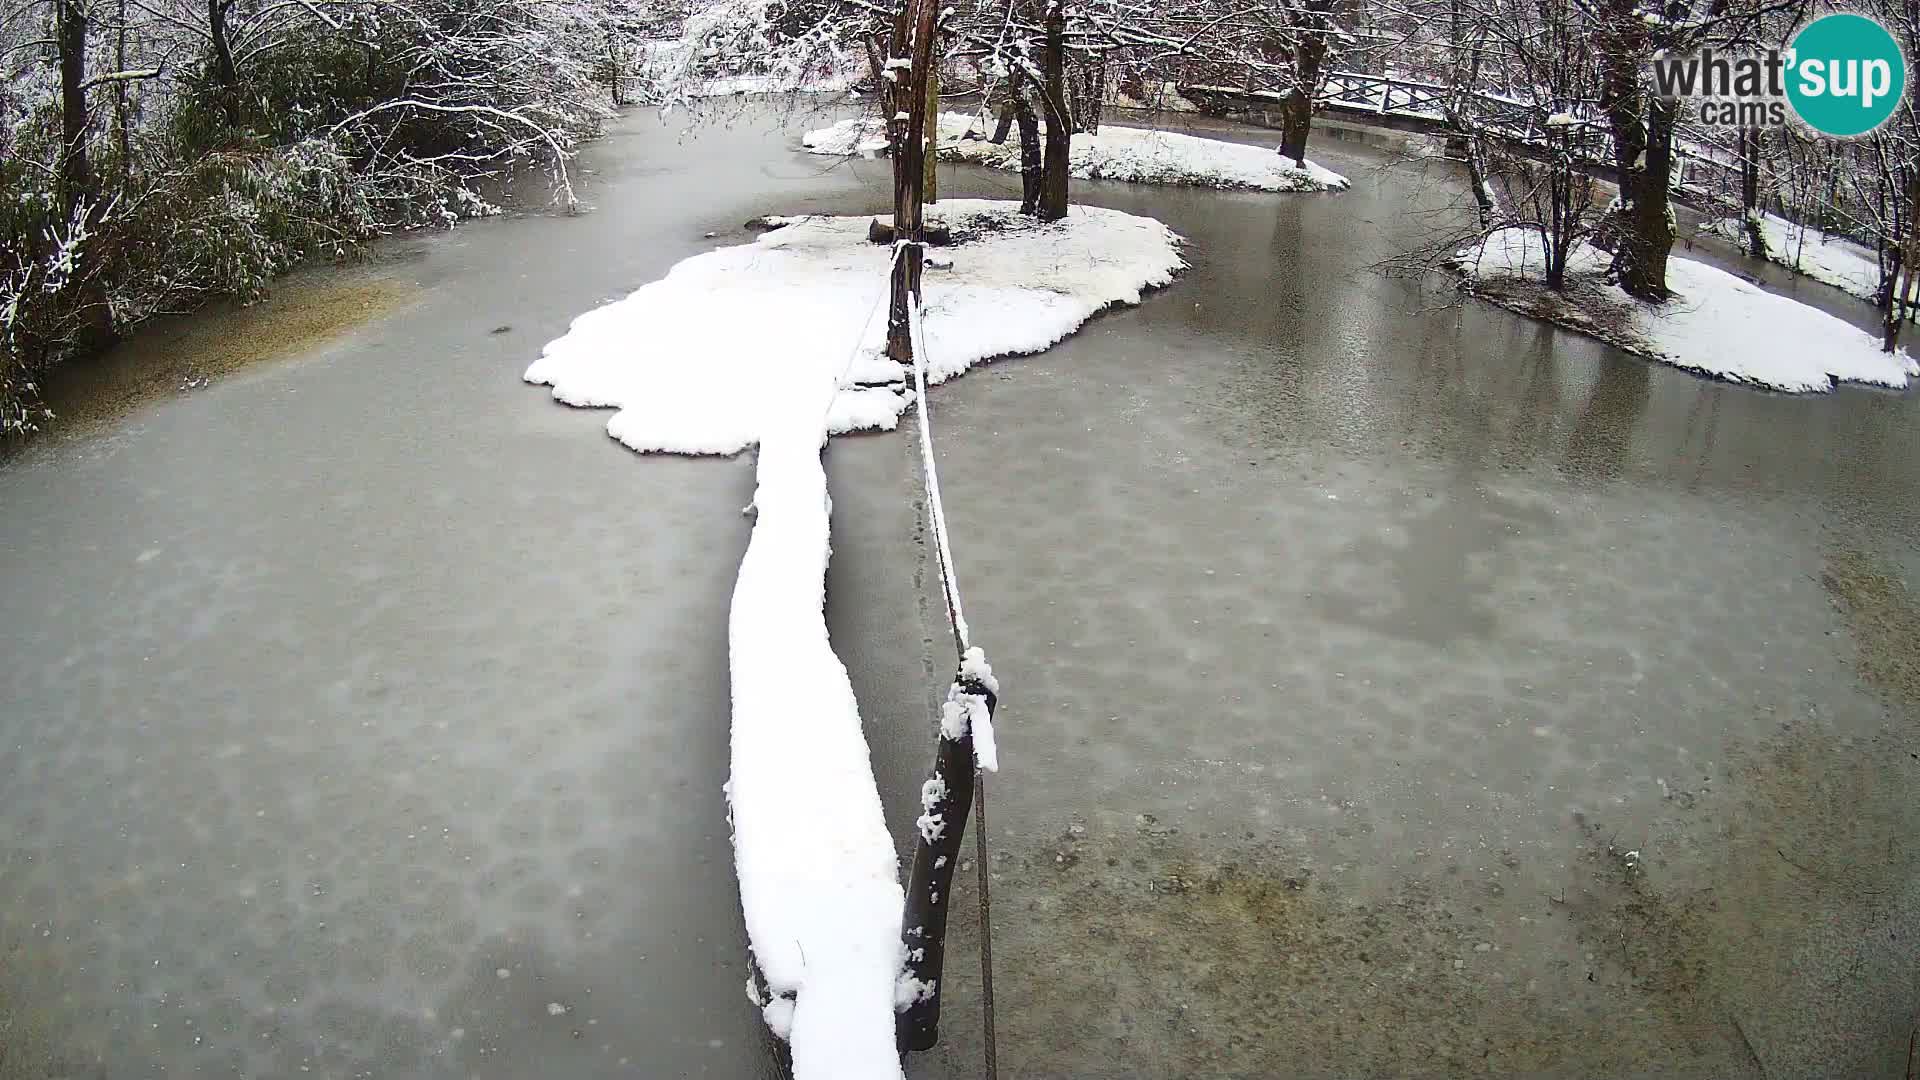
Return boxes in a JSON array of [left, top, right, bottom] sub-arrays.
[[237, 31, 399, 142], [2, 3, 621, 438]]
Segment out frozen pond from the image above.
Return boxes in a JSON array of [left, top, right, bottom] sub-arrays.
[[3, 105, 1917, 1079]]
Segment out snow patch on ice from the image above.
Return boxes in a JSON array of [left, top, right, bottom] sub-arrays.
[[1450, 227, 1917, 394], [802, 112, 1350, 192], [726, 406, 904, 1079], [526, 200, 1185, 455]]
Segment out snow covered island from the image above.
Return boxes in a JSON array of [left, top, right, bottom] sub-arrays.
[[525, 199, 1182, 1080], [803, 111, 1351, 193], [1451, 228, 1917, 394], [527, 199, 1185, 453]]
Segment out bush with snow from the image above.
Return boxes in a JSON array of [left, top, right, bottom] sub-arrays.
[[1, 0, 621, 438]]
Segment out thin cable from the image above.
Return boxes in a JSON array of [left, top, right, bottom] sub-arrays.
[[905, 282, 997, 1080], [972, 773, 998, 1080], [817, 243, 908, 437], [905, 289, 969, 654]]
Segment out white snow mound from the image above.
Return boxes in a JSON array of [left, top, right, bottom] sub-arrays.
[[803, 112, 1350, 192], [1452, 227, 1917, 394], [525, 199, 1186, 454], [728, 409, 905, 1080]]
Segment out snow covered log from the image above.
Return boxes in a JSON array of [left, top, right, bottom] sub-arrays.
[[730, 417, 906, 1080]]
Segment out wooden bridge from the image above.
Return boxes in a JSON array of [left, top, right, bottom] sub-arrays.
[[1180, 72, 1739, 210]]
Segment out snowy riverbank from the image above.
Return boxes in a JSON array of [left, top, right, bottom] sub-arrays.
[[1701, 211, 1883, 303], [803, 112, 1350, 192], [525, 199, 1182, 1079], [1451, 228, 1916, 394]]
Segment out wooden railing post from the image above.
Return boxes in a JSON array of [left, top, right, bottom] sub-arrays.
[[897, 673, 995, 1053]]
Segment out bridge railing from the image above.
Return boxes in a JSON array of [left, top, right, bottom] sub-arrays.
[[1180, 74, 1740, 211]]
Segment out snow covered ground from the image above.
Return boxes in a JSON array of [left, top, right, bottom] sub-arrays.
[[635, 37, 860, 100], [1452, 228, 1917, 393], [1703, 212, 1884, 302], [525, 200, 1182, 1078], [691, 70, 859, 97], [802, 112, 1350, 192]]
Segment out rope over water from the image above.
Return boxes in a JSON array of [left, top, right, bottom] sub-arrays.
[[905, 276, 1000, 1080]]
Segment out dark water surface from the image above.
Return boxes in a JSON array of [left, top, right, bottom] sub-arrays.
[[2, 106, 1916, 1079]]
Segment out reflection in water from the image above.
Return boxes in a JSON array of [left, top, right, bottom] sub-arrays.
[[1678, 383, 1723, 491], [1161, 144, 1914, 525], [1563, 356, 1652, 483]]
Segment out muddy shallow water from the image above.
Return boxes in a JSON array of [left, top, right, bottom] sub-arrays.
[[3, 105, 1918, 1079]]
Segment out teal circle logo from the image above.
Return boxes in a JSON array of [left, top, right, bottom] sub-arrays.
[[1785, 13, 1907, 137]]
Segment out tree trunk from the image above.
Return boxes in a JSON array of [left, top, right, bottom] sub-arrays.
[[58, 0, 92, 216], [1068, 51, 1105, 134], [924, 38, 938, 204], [607, 35, 626, 107], [1886, 174, 1919, 353], [1739, 126, 1767, 258], [114, 0, 130, 175], [1615, 97, 1675, 299], [1598, 1, 1673, 300], [1012, 72, 1042, 215], [1278, 89, 1312, 167], [1458, 131, 1497, 228], [56, 0, 115, 351], [1037, 3, 1070, 221], [884, 0, 939, 364], [1278, 0, 1331, 167], [208, 0, 241, 128], [1884, 246, 1906, 352], [864, 33, 887, 90]]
